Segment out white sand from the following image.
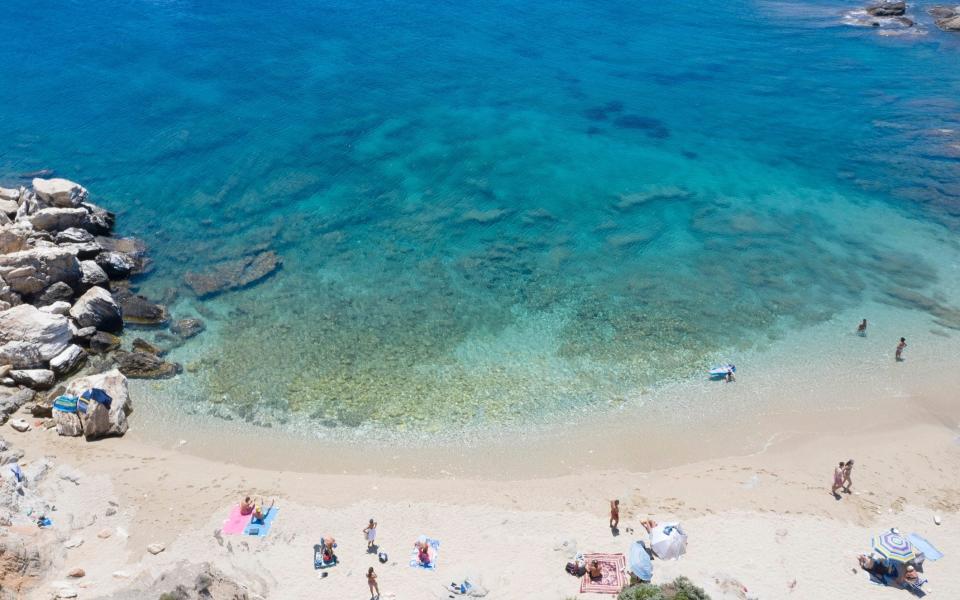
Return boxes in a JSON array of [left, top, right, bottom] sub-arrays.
[[9, 417, 959, 600]]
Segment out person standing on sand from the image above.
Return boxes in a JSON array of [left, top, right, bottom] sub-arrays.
[[857, 319, 867, 336], [831, 462, 845, 499], [609, 499, 619, 531], [842, 459, 854, 493], [896, 337, 907, 361], [367, 567, 380, 600], [363, 518, 377, 552]]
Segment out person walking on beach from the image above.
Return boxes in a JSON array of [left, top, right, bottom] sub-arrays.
[[895, 337, 907, 361], [842, 459, 854, 494], [831, 461, 845, 499], [609, 499, 620, 533], [367, 567, 380, 600], [857, 319, 867, 336], [363, 518, 378, 552]]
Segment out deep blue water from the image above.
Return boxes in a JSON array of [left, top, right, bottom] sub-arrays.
[[1, 0, 959, 432]]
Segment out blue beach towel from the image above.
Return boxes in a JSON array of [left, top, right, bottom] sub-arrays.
[[908, 533, 943, 561], [410, 537, 440, 570], [243, 507, 278, 537], [53, 395, 79, 413], [80, 388, 112, 408]]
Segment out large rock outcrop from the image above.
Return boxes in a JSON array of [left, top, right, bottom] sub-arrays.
[[28, 208, 91, 233], [0, 247, 81, 296], [0, 304, 72, 368], [930, 5, 960, 30], [64, 368, 131, 439], [69, 286, 122, 332]]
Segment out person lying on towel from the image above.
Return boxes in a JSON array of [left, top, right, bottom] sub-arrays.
[[417, 540, 431, 566]]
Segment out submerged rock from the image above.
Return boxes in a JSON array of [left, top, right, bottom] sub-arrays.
[[95, 236, 151, 276], [930, 6, 960, 30], [867, 1, 906, 16], [132, 338, 164, 356], [88, 331, 121, 354], [113, 289, 169, 326], [170, 318, 205, 339], [184, 251, 282, 298], [113, 350, 181, 379]]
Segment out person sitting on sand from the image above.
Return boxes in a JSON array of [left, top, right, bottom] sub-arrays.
[[832, 461, 845, 498], [587, 560, 603, 581], [640, 518, 658, 533], [321, 536, 337, 563], [417, 540, 431, 567], [240, 496, 254, 516], [900, 564, 921, 588], [857, 319, 867, 336], [609, 499, 619, 530], [363, 518, 378, 551]]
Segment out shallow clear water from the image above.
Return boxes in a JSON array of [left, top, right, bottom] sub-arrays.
[[1, 0, 959, 434]]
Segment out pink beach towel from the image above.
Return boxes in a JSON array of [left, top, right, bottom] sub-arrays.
[[579, 553, 627, 594], [222, 506, 250, 535]]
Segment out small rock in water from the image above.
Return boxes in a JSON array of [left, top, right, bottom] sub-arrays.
[[67, 567, 85, 578], [147, 542, 165, 555], [10, 418, 30, 432], [170, 317, 205, 339], [97, 527, 112, 539]]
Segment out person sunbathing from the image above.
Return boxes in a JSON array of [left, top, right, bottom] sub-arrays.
[[640, 518, 658, 533], [240, 497, 254, 516], [587, 560, 602, 581]]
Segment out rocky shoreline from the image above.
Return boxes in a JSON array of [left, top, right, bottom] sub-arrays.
[[0, 177, 263, 599], [0, 178, 196, 439]]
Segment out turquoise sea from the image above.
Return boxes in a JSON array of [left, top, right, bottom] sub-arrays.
[[1, 0, 959, 436]]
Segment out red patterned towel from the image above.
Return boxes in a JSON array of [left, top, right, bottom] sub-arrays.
[[579, 552, 627, 594]]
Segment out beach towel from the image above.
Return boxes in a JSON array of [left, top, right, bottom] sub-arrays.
[[314, 541, 338, 569], [579, 553, 627, 595], [243, 507, 278, 537], [222, 505, 250, 535], [908, 534, 943, 561], [53, 395, 79, 413], [410, 536, 440, 570]]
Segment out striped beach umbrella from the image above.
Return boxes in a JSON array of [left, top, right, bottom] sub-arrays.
[[872, 531, 916, 563]]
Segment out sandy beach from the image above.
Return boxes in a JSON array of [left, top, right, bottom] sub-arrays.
[[7, 364, 959, 600]]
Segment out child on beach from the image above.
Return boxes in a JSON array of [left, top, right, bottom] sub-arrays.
[[363, 518, 377, 551], [896, 337, 907, 361], [857, 319, 867, 336], [240, 496, 254, 516], [832, 462, 844, 499], [367, 567, 380, 600], [609, 499, 619, 531]]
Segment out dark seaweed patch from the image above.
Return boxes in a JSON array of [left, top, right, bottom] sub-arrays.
[[613, 115, 670, 139]]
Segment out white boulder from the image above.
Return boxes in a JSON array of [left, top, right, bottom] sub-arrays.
[[50, 344, 86, 376], [79, 260, 109, 288], [39, 301, 71, 316], [9, 368, 55, 390], [31, 178, 88, 208], [29, 207, 90, 233], [65, 368, 131, 439], [0, 304, 72, 368]]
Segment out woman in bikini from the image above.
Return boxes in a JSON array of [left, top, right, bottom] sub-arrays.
[[367, 567, 380, 599], [832, 462, 845, 498]]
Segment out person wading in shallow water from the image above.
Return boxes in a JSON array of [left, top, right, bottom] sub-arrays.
[[857, 319, 867, 336], [896, 337, 907, 361]]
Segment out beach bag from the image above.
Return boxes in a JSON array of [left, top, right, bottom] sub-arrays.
[[566, 562, 586, 577], [378, 552, 388, 564]]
